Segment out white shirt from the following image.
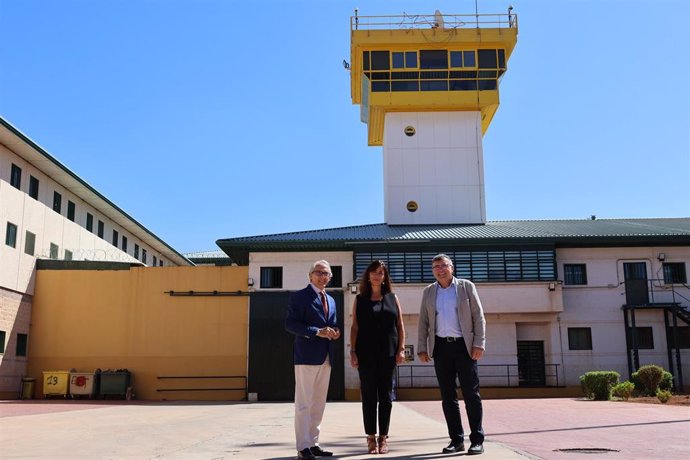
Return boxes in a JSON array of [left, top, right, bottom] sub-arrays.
[[435, 278, 463, 338]]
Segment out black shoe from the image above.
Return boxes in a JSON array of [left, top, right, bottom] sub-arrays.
[[298, 447, 316, 459], [310, 446, 333, 457], [467, 443, 484, 455], [442, 439, 465, 453]]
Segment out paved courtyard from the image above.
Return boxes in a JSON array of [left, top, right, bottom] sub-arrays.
[[1, 398, 688, 459]]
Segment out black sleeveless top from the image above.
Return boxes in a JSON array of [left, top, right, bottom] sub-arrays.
[[354, 293, 399, 360]]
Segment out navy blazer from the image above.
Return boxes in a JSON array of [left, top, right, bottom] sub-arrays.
[[285, 285, 338, 365]]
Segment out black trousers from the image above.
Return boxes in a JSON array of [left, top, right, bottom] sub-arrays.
[[357, 356, 396, 436], [433, 336, 484, 445]]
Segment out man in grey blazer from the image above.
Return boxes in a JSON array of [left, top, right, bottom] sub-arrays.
[[418, 254, 486, 455]]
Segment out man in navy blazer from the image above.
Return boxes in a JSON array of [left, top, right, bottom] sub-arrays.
[[286, 260, 340, 459]]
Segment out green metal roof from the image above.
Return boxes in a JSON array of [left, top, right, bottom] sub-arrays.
[[216, 218, 690, 265]]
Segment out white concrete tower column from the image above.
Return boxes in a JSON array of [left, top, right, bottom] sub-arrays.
[[383, 111, 485, 224]]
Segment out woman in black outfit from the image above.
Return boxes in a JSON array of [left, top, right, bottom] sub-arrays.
[[350, 260, 406, 454]]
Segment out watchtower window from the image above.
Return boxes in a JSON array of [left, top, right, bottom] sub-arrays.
[[450, 51, 476, 68], [392, 51, 417, 69], [478, 49, 498, 68], [370, 51, 390, 70], [420, 50, 448, 69]]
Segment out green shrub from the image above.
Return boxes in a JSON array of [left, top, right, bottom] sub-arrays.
[[611, 381, 635, 400], [632, 365, 669, 396], [656, 389, 672, 403], [580, 371, 620, 401], [660, 371, 674, 391]]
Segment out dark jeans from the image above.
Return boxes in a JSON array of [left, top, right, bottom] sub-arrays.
[[357, 356, 396, 436], [433, 336, 484, 445]]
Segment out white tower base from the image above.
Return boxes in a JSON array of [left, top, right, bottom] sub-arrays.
[[383, 112, 486, 225]]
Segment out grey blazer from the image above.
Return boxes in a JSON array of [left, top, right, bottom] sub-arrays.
[[417, 277, 486, 358]]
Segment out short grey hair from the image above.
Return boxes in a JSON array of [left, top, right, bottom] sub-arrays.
[[309, 260, 331, 275], [432, 254, 453, 267]]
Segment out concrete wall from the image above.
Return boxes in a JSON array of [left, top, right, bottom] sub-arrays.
[[24, 265, 249, 401]]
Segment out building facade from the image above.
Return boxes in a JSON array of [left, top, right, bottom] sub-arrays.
[[0, 117, 192, 397], [215, 219, 690, 399]]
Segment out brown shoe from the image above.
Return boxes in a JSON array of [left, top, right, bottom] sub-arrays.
[[367, 435, 378, 454], [378, 435, 389, 454]]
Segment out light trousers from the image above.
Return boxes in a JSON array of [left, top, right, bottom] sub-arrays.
[[294, 359, 331, 451]]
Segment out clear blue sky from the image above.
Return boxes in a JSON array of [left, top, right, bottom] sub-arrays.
[[2, 0, 688, 253]]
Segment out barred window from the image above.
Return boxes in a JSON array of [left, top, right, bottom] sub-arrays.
[[663, 263, 687, 284], [16, 333, 28, 357], [327, 266, 343, 288], [627, 327, 654, 349], [568, 327, 592, 350], [260, 267, 283, 288], [564, 264, 588, 285], [355, 249, 555, 284]]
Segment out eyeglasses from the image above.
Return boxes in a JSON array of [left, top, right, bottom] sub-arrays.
[[432, 263, 452, 270], [312, 270, 332, 277]]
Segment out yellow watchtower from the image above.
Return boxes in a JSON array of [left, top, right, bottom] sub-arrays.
[[350, 10, 518, 225]]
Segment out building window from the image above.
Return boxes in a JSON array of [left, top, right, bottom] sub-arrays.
[[134, 244, 139, 259], [667, 326, 690, 349], [97, 220, 104, 238], [663, 263, 687, 284], [29, 176, 39, 199], [64, 249, 73, 261], [16, 333, 28, 357], [327, 265, 343, 288], [5, 222, 17, 248], [355, 249, 556, 284], [53, 191, 62, 213], [159, 260, 164, 267], [10, 164, 22, 189], [24, 231, 35, 256], [420, 49, 448, 69], [0, 330, 6, 353], [142, 249, 147, 264], [122, 235, 128, 252], [86, 213, 94, 232], [260, 267, 283, 288], [568, 327, 592, 350], [450, 50, 476, 68], [112, 230, 119, 247], [627, 327, 654, 349], [392, 51, 418, 69], [564, 264, 588, 285], [67, 201, 76, 221], [49, 243, 59, 259], [152, 255, 157, 266]]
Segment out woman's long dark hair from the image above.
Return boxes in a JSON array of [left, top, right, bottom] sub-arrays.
[[358, 260, 393, 298]]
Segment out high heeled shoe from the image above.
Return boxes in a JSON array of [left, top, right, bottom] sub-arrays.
[[377, 435, 389, 454], [367, 435, 378, 454]]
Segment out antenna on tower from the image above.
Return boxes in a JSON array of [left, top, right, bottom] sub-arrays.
[[432, 9, 444, 29]]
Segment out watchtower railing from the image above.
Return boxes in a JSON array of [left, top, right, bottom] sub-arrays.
[[351, 13, 518, 31]]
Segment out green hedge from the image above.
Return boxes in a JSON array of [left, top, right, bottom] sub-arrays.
[[580, 371, 620, 400], [631, 365, 673, 396], [611, 381, 635, 400]]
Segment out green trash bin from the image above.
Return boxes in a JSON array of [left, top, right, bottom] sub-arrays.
[[20, 378, 35, 399], [98, 370, 131, 399]]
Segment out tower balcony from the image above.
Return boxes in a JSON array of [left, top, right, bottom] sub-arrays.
[[350, 12, 518, 146]]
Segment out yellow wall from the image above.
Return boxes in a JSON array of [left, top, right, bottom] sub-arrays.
[[28, 265, 249, 401]]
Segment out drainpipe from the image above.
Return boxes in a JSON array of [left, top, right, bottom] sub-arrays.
[[557, 315, 566, 387]]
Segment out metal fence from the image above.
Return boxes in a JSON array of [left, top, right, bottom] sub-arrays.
[[395, 363, 562, 388]]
